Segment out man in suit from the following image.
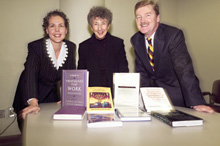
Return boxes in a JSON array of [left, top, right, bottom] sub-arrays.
[[131, 0, 214, 113]]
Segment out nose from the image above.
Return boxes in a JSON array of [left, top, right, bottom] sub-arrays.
[[55, 26, 59, 31], [98, 24, 102, 31]]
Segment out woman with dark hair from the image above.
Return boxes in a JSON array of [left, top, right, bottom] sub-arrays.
[[78, 6, 129, 93], [13, 10, 76, 130]]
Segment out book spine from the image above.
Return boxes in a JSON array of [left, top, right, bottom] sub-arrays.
[[151, 112, 172, 127]]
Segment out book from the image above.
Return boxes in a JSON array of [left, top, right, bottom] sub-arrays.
[[113, 73, 151, 121], [87, 113, 122, 128], [53, 70, 88, 120], [53, 106, 86, 120], [151, 110, 203, 127], [140, 87, 173, 112], [87, 87, 114, 114], [140, 87, 203, 127], [86, 87, 122, 127], [62, 70, 88, 107]]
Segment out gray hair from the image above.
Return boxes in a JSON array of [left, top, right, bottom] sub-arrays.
[[87, 6, 112, 26]]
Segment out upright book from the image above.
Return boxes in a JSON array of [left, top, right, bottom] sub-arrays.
[[140, 87, 203, 127], [113, 73, 151, 122], [87, 87, 122, 128], [53, 70, 88, 120]]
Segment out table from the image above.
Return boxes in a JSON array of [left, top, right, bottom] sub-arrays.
[[23, 103, 220, 146]]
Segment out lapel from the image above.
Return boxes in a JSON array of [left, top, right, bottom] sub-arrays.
[[154, 24, 165, 73], [135, 32, 154, 73]]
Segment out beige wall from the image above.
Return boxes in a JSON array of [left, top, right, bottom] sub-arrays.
[[0, 0, 59, 136], [178, 0, 220, 91], [0, 0, 220, 135]]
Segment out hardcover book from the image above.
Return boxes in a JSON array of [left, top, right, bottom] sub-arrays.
[[140, 87, 203, 127], [62, 70, 88, 107], [113, 73, 151, 121], [86, 87, 122, 127], [53, 106, 86, 120], [53, 70, 88, 120], [151, 110, 203, 127]]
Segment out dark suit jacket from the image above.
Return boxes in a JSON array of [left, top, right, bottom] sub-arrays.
[[77, 33, 129, 92], [13, 37, 76, 112], [131, 23, 206, 107]]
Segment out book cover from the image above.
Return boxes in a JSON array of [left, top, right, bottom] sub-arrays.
[[151, 110, 203, 127], [53, 70, 88, 120], [62, 70, 88, 107], [140, 87, 173, 112], [87, 87, 114, 114], [87, 113, 122, 128], [53, 106, 86, 120], [113, 73, 151, 121]]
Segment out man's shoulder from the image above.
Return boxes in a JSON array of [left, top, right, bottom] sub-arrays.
[[158, 23, 181, 34], [131, 31, 143, 40], [131, 32, 144, 45]]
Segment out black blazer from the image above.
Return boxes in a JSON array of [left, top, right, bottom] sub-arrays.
[[78, 33, 129, 91], [131, 23, 206, 107], [13, 37, 76, 112]]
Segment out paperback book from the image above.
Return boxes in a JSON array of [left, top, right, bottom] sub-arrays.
[[87, 87, 122, 128], [113, 73, 151, 122], [53, 70, 88, 120], [140, 87, 203, 127]]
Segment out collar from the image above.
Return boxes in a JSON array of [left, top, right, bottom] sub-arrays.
[[46, 39, 68, 70]]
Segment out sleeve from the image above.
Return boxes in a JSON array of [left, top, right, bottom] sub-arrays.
[[169, 30, 206, 106], [23, 43, 40, 103], [77, 44, 86, 69], [118, 40, 129, 72]]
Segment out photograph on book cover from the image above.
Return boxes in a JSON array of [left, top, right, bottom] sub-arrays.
[[89, 92, 112, 109]]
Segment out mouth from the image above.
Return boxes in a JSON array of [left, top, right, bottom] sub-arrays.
[[97, 31, 104, 35], [140, 23, 149, 27], [54, 34, 61, 37]]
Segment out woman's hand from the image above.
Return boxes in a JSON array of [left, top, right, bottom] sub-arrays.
[[20, 98, 40, 119]]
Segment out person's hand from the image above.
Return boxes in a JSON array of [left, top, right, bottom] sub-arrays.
[[193, 105, 215, 113], [20, 98, 40, 119], [57, 100, 61, 104]]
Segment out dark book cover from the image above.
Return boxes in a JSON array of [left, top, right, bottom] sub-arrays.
[[151, 110, 203, 127], [53, 106, 86, 120], [62, 70, 87, 107]]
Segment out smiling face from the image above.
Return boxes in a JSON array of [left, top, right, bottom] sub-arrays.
[[91, 17, 110, 40], [135, 4, 160, 38], [46, 15, 67, 46]]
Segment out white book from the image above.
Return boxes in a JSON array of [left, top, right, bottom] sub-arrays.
[[113, 73, 151, 121]]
